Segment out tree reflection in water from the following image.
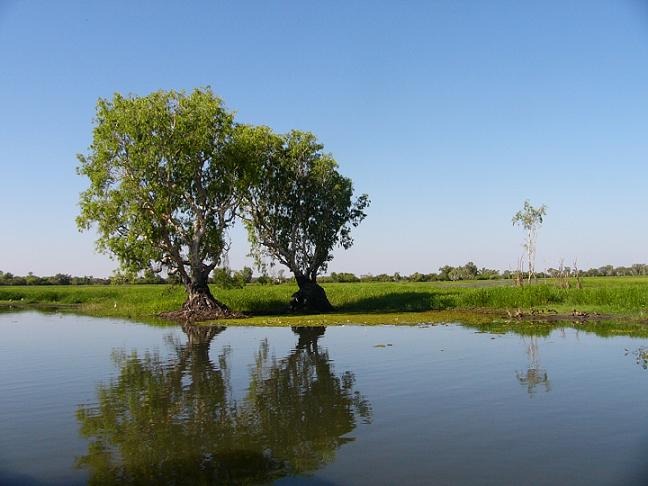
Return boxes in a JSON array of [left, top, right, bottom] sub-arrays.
[[76, 324, 371, 485], [515, 336, 551, 397]]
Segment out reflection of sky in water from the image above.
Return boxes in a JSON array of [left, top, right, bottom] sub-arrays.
[[1, 311, 648, 485]]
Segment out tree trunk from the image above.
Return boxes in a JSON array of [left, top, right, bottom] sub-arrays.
[[183, 282, 226, 311], [291, 275, 333, 313], [161, 278, 234, 322]]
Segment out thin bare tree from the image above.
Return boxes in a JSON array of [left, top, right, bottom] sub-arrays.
[[512, 200, 547, 283]]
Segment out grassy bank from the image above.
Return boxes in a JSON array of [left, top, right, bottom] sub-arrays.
[[3, 276, 648, 326]]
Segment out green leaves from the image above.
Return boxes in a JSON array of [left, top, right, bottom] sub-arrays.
[[240, 127, 369, 280], [512, 200, 547, 230], [78, 88, 369, 293], [77, 88, 242, 286]]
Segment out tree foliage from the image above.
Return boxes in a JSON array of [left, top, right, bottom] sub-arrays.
[[238, 127, 369, 310], [77, 88, 245, 314], [512, 200, 547, 232], [76, 88, 371, 315]]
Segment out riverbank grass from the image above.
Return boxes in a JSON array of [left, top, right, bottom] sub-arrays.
[[2, 276, 648, 325]]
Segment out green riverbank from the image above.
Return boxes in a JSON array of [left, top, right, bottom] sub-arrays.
[[3, 277, 648, 330]]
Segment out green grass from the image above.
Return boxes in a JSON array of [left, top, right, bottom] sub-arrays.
[[3, 276, 648, 326]]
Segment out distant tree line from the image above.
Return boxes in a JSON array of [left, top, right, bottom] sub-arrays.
[[0, 267, 287, 287], [4, 262, 648, 286], [546, 264, 648, 278], [0, 268, 255, 287], [319, 262, 500, 283], [0, 271, 111, 286], [323, 263, 648, 282]]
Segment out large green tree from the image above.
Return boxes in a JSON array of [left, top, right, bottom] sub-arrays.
[[239, 127, 369, 311], [77, 88, 246, 318]]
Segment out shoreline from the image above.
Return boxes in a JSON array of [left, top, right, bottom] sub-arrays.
[[0, 300, 644, 327], [2, 278, 648, 331]]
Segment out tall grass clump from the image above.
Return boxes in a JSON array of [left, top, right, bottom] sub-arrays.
[[563, 287, 648, 311], [458, 285, 566, 309]]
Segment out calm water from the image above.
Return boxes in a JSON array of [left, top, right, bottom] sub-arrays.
[[1, 311, 648, 485]]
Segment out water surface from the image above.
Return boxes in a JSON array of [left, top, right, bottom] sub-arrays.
[[1, 311, 648, 485]]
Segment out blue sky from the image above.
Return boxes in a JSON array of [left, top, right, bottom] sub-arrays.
[[1, 1, 648, 277]]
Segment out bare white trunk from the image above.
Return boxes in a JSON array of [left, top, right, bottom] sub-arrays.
[[527, 228, 537, 283]]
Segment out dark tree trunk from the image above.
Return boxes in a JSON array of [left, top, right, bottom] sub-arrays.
[[183, 282, 228, 313], [161, 277, 235, 322], [291, 275, 333, 313]]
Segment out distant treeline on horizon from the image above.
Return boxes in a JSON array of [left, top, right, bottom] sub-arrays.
[[2, 262, 648, 287]]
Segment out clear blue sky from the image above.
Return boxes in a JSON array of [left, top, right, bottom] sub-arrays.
[[1, 0, 648, 277]]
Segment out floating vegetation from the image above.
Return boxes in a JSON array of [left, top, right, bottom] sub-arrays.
[[626, 347, 648, 369]]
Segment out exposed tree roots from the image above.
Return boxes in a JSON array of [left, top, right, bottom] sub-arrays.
[[159, 286, 244, 323]]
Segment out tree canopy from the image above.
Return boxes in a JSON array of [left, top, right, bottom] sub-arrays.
[[77, 88, 246, 317], [77, 88, 370, 318], [239, 127, 369, 311]]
